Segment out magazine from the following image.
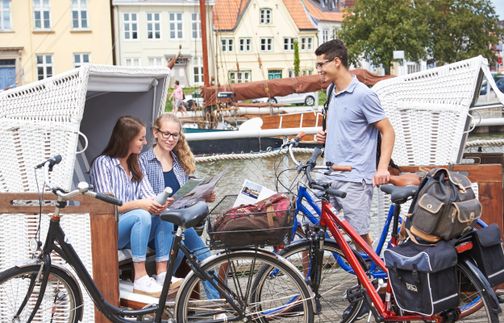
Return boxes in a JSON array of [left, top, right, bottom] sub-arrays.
[[171, 171, 225, 209], [232, 179, 276, 208]]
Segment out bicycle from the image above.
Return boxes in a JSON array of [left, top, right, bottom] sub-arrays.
[[270, 147, 501, 322], [0, 155, 315, 322]]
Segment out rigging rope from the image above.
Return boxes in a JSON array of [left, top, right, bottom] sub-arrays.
[[195, 139, 504, 163]]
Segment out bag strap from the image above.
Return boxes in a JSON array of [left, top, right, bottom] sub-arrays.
[[322, 83, 335, 132]]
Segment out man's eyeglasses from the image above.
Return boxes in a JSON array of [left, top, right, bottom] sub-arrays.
[[315, 58, 335, 69], [156, 128, 180, 140]]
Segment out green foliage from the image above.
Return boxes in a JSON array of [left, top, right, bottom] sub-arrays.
[[294, 40, 300, 77], [423, 0, 502, 66], [339, 0, 503, 72]]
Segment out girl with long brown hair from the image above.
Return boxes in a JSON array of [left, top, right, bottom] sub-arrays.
[[90, 116, 182, 297]]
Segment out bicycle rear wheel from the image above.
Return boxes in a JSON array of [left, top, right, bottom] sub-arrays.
[[175, 249, 314, 322], [0, 264, 82, 323], [456, 261, 500, 322], [278, 239, 365, 323]]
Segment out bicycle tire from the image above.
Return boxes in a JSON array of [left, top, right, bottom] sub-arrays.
[[456, 261, 500, 322], [277, 239, 365, 323], [0, 264, 83, 323], [175, 250, 314, 322]]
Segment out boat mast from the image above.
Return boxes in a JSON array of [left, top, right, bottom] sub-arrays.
[[199, 0, 210, 87]]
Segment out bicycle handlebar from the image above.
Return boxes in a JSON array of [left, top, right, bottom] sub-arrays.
[[38, 155, 123, 207]]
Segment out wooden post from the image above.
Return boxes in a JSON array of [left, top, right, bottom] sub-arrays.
[[0, 193, 118, 323]]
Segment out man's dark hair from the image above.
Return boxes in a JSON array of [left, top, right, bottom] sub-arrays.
[[315, 39, 348, 68]]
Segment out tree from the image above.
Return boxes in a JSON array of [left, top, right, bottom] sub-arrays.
[[338, 0, 429, 74], [338, 0, 502, 73], [423, 0, 501, 66], [293, 40, 300, 76]]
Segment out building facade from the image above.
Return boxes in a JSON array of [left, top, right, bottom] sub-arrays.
[[213, 0, 318, 85], [112, 0, 215, 87], [0, 0, 113, 89]]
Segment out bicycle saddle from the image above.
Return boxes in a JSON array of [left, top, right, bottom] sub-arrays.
[[380, 185, 418, 204], [160, 201, 209, 228]]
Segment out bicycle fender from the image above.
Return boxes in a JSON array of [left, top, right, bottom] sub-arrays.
[[461, 258, 501, 314]]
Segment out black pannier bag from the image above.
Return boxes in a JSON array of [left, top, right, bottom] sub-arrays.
[[407, 168, 481, 243], [384, 240, 459, 316], [469, 224, 504, 287]]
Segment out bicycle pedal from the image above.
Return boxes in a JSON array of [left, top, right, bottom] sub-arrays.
[[498, 294, 504, 304], [346, 285, 365, 303]]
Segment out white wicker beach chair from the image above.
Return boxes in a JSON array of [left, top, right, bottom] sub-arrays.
[[372, 56, 495, 234], [0, 64, 171, 321]]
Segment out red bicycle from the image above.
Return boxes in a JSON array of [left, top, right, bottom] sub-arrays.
[[291, 147, 501, 322]]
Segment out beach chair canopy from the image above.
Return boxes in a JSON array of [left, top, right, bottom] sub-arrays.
[[0, 64, 170, 192]]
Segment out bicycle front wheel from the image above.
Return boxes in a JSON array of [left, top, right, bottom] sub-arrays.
[[0, 264, 82, 323], [278, 239, 365, 323], [175, 249, 314, 322]]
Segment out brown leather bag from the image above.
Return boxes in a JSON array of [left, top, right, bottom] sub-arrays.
[[406, 168, 481, 243], [211, 193, 292, 248]]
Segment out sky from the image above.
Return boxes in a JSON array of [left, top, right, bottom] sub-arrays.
[[491, 0, 504, 19]]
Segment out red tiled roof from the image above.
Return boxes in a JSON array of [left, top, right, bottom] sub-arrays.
[[213, 0, 316, 31], [213, 0, 250, 31], [302, 0, 346, 22], [283, 0, 316, 30]]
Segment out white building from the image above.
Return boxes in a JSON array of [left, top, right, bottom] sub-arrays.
[[112, 0, 215, 87]]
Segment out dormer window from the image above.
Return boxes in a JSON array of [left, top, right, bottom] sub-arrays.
[[260, 8, 271, 24]]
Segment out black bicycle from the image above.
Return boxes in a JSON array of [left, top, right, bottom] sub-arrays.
[[0, 155, 315, 322]]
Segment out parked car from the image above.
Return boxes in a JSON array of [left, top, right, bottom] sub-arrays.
[[496, 77, 504, 93], [253, 91, 318, 106]]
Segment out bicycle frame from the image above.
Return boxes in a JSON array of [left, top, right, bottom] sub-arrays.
[[291, 184, 398, 279], [319, 197, 439, 321]]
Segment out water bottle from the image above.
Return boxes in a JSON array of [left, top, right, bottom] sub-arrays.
[[156, 187, 173, 204]]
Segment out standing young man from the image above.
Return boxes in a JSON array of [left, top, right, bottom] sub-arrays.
[[315, 39, 395, 246]]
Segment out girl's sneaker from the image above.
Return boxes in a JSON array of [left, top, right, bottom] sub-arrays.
[[133, 275, 162, 297]]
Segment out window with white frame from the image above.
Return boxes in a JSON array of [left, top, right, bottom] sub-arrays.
[[322, 29, 329, 43], [260, 38, 272, 51], [193, 56, 203, 84], [123, 13, 138, 40], [287, 69, 295, 78], [221, 38, 233, 52], [169, 12, 182, 39], [147, 12, 160, 39], [301, 37, 313, 50], [72, 0, 87, 29], [192, 13, 200, 39], [33, 0, 50, 30], [239, 38, 251, 52], [0, 0, 12, 30], [148, 57, 163, 66], [259, 8, 271, 24], [302, 69, 312, 75], [73, 53, 89, 68], [36, 54, 52, 80], [124, 58, 140, 66], [283, 38, 294, 51], [228, 70, 251, 84]]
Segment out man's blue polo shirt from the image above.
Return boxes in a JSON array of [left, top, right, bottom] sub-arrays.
[[324, 77, 385, 184]]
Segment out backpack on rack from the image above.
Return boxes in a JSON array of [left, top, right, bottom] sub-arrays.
[[405, 168, 481, 243], [384, 239, 459, 316]]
